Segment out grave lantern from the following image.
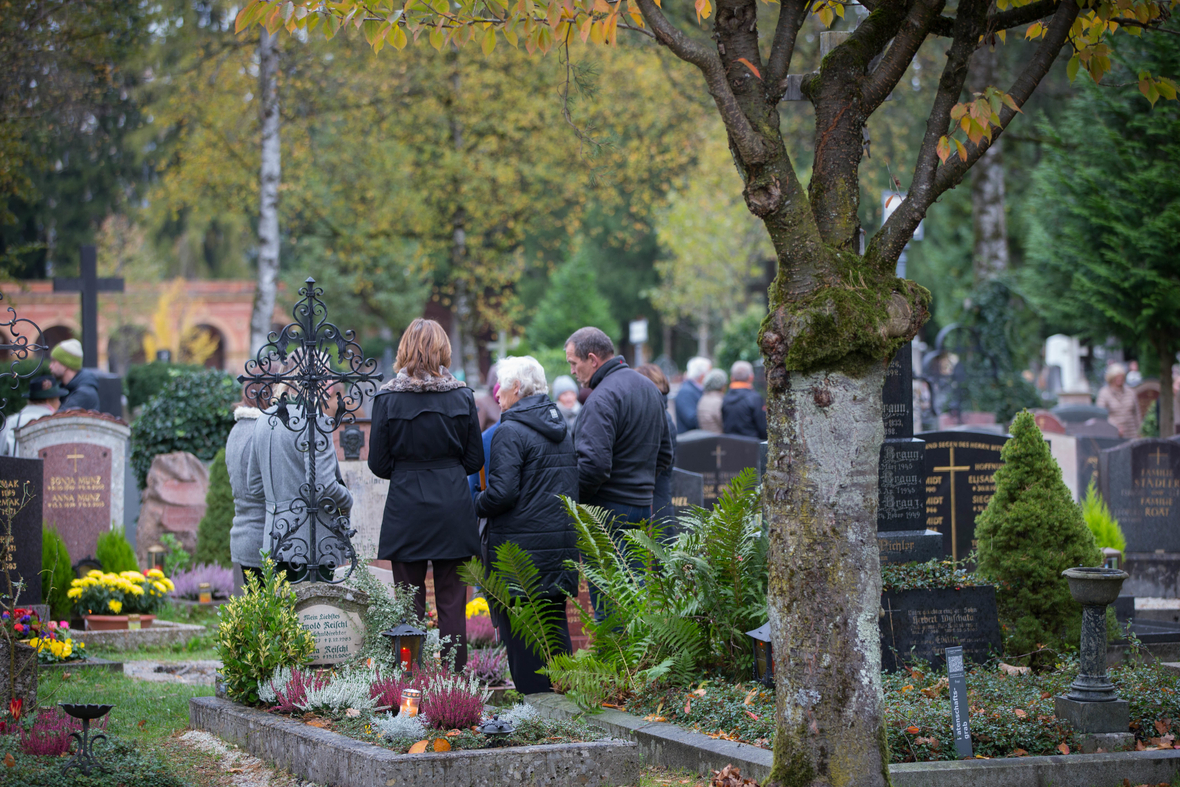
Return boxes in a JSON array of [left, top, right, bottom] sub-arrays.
[[746, 622, 773, 687], [381, 622, 426, 671], [147, 545, 166, 572], [477, 714, 515, 746]]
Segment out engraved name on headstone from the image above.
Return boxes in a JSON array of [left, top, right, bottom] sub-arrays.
[[919, 432, 1009, 561], [880, 586, 1001, 671], [1099, 439, 1180, 553], [0, 457, 43, 606], [293, 584, 369, 666]]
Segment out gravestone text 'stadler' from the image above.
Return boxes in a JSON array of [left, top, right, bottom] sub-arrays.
[[1100, 439, 1180, 553]]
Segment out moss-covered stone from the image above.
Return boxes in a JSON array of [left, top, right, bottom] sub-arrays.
[[975, 411, 1102, 668]]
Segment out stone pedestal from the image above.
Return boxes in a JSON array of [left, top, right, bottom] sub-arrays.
[[1054, 696, 1129, 733]]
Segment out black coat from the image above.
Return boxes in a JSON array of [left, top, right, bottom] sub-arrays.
[[574, 356, 673, 508], [475, 393, 579, 598], [61, 369, 101, 412], [674, 380, 702, 434], [652, 397, 678, 537], [368, 373, 484, 563], [722, 386, 768, 440]]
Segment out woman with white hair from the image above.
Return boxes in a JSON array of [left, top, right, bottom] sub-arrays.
[[1096, 362, 1141, 438], [474, 355, 577, 693]]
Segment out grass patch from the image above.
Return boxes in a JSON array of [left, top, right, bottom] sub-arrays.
[[36, 665, 213, 742]]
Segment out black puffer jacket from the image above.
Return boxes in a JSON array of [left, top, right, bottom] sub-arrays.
[[60, 368, 101, 412], [475, 393, 579, 598], [574, 356, 673, 507]]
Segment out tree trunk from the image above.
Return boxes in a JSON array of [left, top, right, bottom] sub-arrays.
[[762, 363, 890, 787], [1158, 334, 1175, 438], [697, 307, 710, 358], [970, 47, 1008, 283], [251, 28, 281, 354]]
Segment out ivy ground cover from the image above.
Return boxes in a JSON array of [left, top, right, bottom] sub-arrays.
[[628, 657, 1180, 762]]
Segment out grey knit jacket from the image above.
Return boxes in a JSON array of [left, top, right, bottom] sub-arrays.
[[227, 407, 266, 568], [246, 405, 353, 564]]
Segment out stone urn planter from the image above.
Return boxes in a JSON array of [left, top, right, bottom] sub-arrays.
[[84, 614, 156, 631]]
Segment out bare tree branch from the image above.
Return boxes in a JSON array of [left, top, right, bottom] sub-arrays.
[[1116, 20, 1180, 36], [862, 0, 948, 111], [766, 0, 809, 102], [633, 0, 771, 163], [866, 0, 986, 268], [987, 0, 1058, 33]]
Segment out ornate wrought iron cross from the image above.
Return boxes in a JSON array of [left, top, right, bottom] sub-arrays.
[[238, 278, 383, 583], [0, 290, 48, 434]]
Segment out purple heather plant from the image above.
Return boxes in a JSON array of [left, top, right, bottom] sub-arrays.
[[170, 562, 234, 600], [268, 667, 332, 714], [370, 668, 410, 709], [19, 707, 87, 756], [466, 613, 497, 647], [467, 647, 510, 687], [420, 672, 491, 730]]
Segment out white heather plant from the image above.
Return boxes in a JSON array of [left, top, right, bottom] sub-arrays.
[[374, 711, 426, 743], [500, 703, 538, 726], [298, 668, 378, 714], [257, 665, 294, 706]]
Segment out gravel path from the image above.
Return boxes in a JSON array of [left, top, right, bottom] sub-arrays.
[[178, 730, 317, 787], [123, 659, 222, 685]]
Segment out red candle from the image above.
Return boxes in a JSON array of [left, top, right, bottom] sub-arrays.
[[400, 647, 411, 670]]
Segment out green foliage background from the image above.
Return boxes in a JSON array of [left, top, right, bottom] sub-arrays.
[[96, 527, 140, 573], [196, 448, 233, 568], [41, 526, 73, 620]]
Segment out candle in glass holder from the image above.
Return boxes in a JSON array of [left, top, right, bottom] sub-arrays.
[[127, 614, 141, 631], [198, 582, 212, 604], [399, 688, 421, 718], [400, 647, 411, 671]]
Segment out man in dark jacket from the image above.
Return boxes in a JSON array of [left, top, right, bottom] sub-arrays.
[[565, 327, 672, 617], [722, 360, 767, 440], [48, 339, 100, 412], [475, 355, 577, 693], [673, 356, 711, 433]]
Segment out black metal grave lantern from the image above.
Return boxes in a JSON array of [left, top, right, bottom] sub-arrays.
[[60, 703, 113, 776], [477, 714, 515, 745], [746, 623, 774, 687], [381, 622, 426, 671]]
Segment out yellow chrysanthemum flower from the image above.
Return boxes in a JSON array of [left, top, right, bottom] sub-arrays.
[[153, 581, 168, 593], [108, 600, 123, 614], [146, 568, 165, 579], [466, 597, 490, 618], [67, 588, 83, 599], [128, 585, 144, 596], [162, 579, 175, 591], [86, 570, 103, 578]]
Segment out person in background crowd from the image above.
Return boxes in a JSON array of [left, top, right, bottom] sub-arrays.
[[565, 327, 672, 618], [551, 374, 581, 432], [1, 375, 66, 455], [475, 364, 501, 432], [636, 363, 678, 539], [369, 318, 483, 671], [1096, 362, 1141, 439], [475, 355, 577, 694], [48, 339, 100, 412], [226, 385, 268, 582], [1126, 360, 1142, 388], [674, 356, 711, 433], [722, 361, 767, 440], [696, 368, 728, 434]]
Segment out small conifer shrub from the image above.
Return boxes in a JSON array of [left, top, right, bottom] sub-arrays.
[[1080, 480, 1127, 553], [196, 449, 233, 567], [975, 411, 1102, 667], [41, 527, 74, 619], [96, 526, 139, 573]]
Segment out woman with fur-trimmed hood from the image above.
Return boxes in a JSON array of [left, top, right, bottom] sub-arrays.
[[368, 318, 484, 671]]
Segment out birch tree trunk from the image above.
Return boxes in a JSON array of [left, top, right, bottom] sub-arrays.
[[251, 28, 281, 354], [970, 47, 1008, 283]]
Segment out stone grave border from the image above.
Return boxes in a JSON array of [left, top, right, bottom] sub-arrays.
[[39, 656, 123, 673], [525, 693, 1180, 787], [189, 695, 641, 787], [68, 620, 207, 651]]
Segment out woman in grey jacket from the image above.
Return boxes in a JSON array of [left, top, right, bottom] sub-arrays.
[[246, 390, 353, 583], [226, 399, 266, 576]]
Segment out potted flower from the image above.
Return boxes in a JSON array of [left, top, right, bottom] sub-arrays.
[[67, 569, 175, 630]]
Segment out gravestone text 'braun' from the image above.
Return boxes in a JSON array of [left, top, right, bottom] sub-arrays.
[[1100, 439, 1180, 553], [0, 457, 43, 607], [674, 431, 762, 509], [919, 432, 1009, 561]]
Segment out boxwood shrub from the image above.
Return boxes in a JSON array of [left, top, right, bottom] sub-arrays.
[[129, 368, 237, 489]]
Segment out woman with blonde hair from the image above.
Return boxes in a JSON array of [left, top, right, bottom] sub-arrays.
[[368, 318, 484, 671], [1096, 362, 1141, 438]]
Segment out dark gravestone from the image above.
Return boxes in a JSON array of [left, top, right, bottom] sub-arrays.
[[1076, 434, 1124, 497], [879, 586, 1002, 671], [0, 457, 43, 607], [1068, 418, 1120, 439], [1053, 403, 1110, 425], [674, 431, 762, 509], [669, 468, 704, 517], [878, 344, 939, 563], [918, 431, 1009, 561], [1099, 439, 1180, 553], [94, 371, 124, 419]]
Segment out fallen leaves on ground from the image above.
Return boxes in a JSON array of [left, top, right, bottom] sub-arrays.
[[305, 719, 330, 729], [1057, 743, 1070, 755], [1011, 748, 1028, 757], [3, 753, 14, 768], [711, 763, 758, 786], [905, 725, 920, 735], [408, 740, 429, 754], [345, 708, 361, 718], [743, 688, 759, 706], [432, 738, 451, 752], [1013, 709, 1027, 719], [920, 678, 948, 698], [644, 714, 668, 722]]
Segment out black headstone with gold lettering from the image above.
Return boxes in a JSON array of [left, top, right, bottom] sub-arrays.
[[674, 431, 762, 509], [0, 457, 43, 606], [1100, 439, 1180, 553], [918, 431, 1009, 561]]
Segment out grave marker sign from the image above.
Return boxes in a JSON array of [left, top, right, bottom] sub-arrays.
[[946, 646, 974, 759]]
